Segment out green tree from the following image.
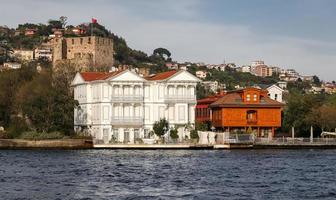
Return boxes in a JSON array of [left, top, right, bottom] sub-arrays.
[[170, 128, 179, 141], [153, 48, 171, 60], [153, 118, 169, 137], [305, 104, 336, 132]]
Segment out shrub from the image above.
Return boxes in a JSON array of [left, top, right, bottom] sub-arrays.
[[190, 129, 199, 140], [153, 118, 169, 137], [7, 117, 29, 138], [170, 128, 179, 140]]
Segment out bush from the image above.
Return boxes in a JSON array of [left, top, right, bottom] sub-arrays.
[[0, 131, 8, 139], [170, 128, 179, 140], [7, 117, 29, 138], [19, 131, 65, 140], [190, 129, 199, 140]]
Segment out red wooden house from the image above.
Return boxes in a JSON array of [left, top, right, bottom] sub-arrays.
[[210, 88, 284, 138]]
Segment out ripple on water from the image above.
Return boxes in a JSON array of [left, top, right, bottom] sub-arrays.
[[1, 149, 336, 199]]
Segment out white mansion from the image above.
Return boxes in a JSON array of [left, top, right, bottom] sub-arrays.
[[71, 70, 200, 143]]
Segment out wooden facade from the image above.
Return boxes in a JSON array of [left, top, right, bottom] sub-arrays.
[[195, 94, 225, 123], [210, 88, 284, 138]]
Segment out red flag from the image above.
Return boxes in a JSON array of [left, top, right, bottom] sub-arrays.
[[91, 18, 97, 24]]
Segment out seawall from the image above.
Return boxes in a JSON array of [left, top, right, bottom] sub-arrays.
[[0, 139, 93, 149]]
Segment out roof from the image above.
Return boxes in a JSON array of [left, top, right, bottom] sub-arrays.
[[80, 71, 124, 81], [197, 94, 226, 104], [144, 70, 178, 81], [210, 92, 284, 108]]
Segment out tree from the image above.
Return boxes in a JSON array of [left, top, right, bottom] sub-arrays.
[[153, 48, 171, 60], [48, 19, 63, 29], [59, 16, 68, 28], [312, 75, 321, 86], [153, 118, 169, 137], [306, 104, 336, 132], [170, 128, 179, 141], [283, 91, 326, 136]]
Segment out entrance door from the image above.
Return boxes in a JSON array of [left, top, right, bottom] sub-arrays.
[[124, 129, 130, 143], [103, 128, 109, 144]]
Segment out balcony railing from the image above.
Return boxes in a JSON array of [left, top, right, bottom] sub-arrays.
[[111, 95, 143, 102], [111, 116, 143, 126], [164, 95, 196, 103], [247, 119, 258, 124]]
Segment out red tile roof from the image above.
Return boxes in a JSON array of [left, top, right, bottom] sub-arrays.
[[80, 71, 124, 81], [197, 94, 226, 104], [145, 70, 178, 81]]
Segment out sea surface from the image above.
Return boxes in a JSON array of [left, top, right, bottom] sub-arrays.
[[0, 149, 336, 200]]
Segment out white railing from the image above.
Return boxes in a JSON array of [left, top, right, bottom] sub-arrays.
[[111, 95, 143, 102], [164, 95, 196, 103], [111, 116, 143, 125]]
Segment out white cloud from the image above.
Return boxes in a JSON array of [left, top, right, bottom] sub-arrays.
[[1, 0, 335, 80]]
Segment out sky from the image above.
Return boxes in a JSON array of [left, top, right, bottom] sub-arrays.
[[1, 0, 335, 81]]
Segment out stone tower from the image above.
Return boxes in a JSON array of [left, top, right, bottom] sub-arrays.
[[52, 36, 114, 71]]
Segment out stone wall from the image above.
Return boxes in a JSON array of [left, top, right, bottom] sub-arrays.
[[0, 139, 93, 149], [52, 36, 114, 70]]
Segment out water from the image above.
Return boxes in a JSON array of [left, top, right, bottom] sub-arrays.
[[0, 149, 336, 200]]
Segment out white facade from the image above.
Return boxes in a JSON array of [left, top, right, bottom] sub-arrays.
[[72, 70, 200, 144], [241, 65, 251, 73], [13, 49, 34, 61], [35, 48, 52, 61], [266, 84, 284, 103], [196, 70, 207, 79]]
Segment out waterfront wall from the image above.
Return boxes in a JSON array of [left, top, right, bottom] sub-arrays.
[[0, 139, 93, 149]]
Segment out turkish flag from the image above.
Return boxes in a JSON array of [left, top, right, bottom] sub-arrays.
[[91, 18, 97, 24]]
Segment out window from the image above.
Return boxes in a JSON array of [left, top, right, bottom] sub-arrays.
[[159, 106, 165, 119], [168, 106, 175, 121], [246, 110, 257, 123], [144, 129, 150, 138], [253, 94, 257, 101], [80, 38, 83, 44], [178, 106, 185, 121], [124, 129, 130, 142], [145, 106, 150, 120], [103, 106, 109, 120], [113, 129, 119, 141], [72, 39, 74, 44], [88, 37, 91, 44], [134, 129, 140, 139], [246, 94, 251, 101], [275, 94, 278, 101]]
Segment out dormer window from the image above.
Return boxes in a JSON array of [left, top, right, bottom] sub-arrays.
[[246, 94, 251, 101]]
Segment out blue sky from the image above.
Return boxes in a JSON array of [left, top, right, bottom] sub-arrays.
[[1, 0, 335, 81]]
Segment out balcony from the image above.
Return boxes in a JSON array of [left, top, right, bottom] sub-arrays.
[[164, 95, 196, 103], [111, 116, 143, 126], [247, 119, 258, 125], [111, 95, 143, 103]]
